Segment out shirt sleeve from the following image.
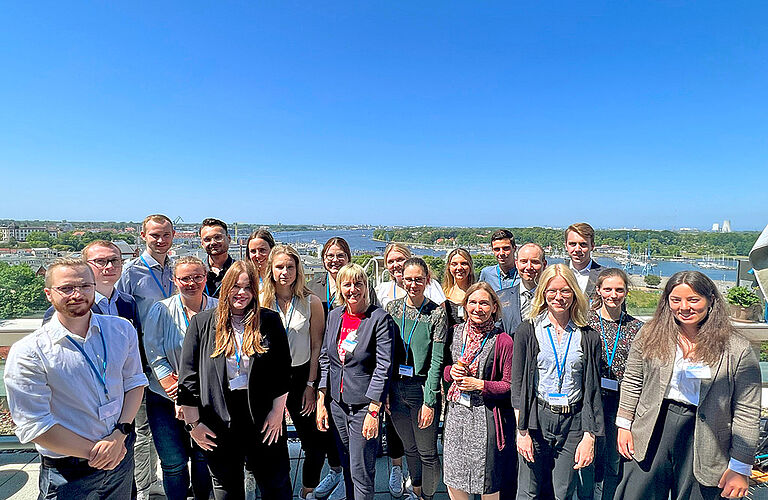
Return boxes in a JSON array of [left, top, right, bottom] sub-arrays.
[[120, 321, 149, 392], [3, 341, 57, 444], [728, 457, 753, 477], [143, 302, 174, 382]]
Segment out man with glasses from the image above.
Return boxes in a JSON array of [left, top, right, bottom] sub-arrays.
[[5, 258, 148, 499], [118, 214, 176, 500], [199, 218, 233, 298]]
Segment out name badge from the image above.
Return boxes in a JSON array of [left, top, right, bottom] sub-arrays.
[[340, 339, 358, 353], [98, 399, 121, 421], [548, 393, 569, 406], [458, 306, 465, 319], [685, 363, 711, 379], [399, 365, 414, 377], [458, 392, 471, 408], [601, 377, 619, 391], [229, 374, 248, 390]]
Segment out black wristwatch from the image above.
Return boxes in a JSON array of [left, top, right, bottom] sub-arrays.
[[184, 421, 199, 432], [114, 422, 134, 435]]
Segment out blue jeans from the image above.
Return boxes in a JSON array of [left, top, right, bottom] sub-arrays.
[[145, 389, 212, 500], [38, 432, 135, 499]]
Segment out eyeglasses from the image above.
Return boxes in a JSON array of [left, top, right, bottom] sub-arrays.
[[403, 277, 426, 285], [175, 274, 206, 285], [87, 258, 122, 269], [203, 235, 227, 243], [545, 288, 573, 299], [51, 283, 96, 296]]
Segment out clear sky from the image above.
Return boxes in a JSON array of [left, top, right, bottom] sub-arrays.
[[1, 2, 766, 230]]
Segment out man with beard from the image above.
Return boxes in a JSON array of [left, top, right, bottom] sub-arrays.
[[497, 243, 547, 336], [4, 258, 147, 499], [479, 229, 519, 292], [199, 218, 233, 298]]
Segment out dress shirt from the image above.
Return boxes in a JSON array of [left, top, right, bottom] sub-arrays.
[[117, 250, 175, 327], [143, 294, 218, 398], [4, 313, 148, 457], [225, 317, 251, 384], [94, 289, 120, 316], [519, 282, 536, 319], [569, 261, 593, 293], [534, 313, 583, 404], [479, 265, 518, 292]]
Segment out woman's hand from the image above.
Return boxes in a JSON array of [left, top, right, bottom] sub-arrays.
[[190, 423, 217, 451], [174, 405, 185, 421], [261, 407, 285, 445], [617, 428, 635, 460], [179, 405, 200, 425], [158, 373, 179, 401], [417, 405, 434, 429], [301, 386, 317, 416], [457, 376, 484, 392], [574, 432, 594, 469], [362, 412, 379, 440], [517, 430, 534, 463], [719, 469, 749, 498], [316, 391, 329, 431], [449, 364, 467, 381]]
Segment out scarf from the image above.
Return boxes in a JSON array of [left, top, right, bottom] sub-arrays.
[[447, 318, 495, 402]]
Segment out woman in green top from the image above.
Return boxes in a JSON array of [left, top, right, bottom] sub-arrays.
[[385, 257, 448, 500]]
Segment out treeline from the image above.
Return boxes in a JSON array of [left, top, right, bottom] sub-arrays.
[[373, 227, 760, 257], [0, 263, 47, 318], [5, 231, 136, 251]]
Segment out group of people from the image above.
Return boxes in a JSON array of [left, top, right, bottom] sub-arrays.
[[4, 217, 761, 500]]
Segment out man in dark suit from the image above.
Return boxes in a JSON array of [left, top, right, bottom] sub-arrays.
[[565, 222, 603, 296], [43, 240, 142, 347], [497, 243, 547, 336]]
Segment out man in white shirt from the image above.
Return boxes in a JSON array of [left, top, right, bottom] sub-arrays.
[[4, 258, 147, 499], [565, 222, 603, 296]]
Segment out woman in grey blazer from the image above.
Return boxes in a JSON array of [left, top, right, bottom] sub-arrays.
[[615, 271, 761, 500]]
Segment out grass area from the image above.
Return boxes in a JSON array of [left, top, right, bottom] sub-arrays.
[[626, 289, 661, 317]]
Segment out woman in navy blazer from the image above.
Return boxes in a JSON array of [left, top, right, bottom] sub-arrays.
[[317, 263, 395, 500]]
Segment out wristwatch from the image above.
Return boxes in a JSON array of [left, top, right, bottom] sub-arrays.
[[184, 421, 199, 432], [114, 422, 134, 435], [368, 409, 379, 419], [306, 380, 316, 388]]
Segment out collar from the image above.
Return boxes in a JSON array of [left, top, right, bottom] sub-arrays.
[[520, 281, 536, 294], [141, 250, 167, 269], [499, 265, 516, 278], [48, 311, 101, 344], [569, 260, 592, 276], [208, 254, 233, 274], [536, 312, 576, 332], [95, 289, 117, 306]]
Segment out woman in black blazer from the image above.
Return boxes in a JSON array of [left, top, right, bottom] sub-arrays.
[[307, 237, 352, 314], [316, 263, 396, 500], [177, 260, 293, 500]]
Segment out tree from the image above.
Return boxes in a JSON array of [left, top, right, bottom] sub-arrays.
[[0, 263, 48, 319], [422, 255, 445, 283], [25, 231, 52, 246], [644, 274, 661, 287]]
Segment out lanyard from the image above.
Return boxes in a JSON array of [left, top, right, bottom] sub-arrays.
[[599, 311, 624, 368], [234, 332, 243, 375], [497, 265, 517, 290], [546, 325, 574, 393], [205, 281, 222, 297], [178, 295, 204, 329], [400, 298, 427, 364], [140, 255, 171, 299], [460, 327, 492, 367], [392, 281, 397, 300], [326, 275, 336, 307], [276, 296, 297, 331], [66, 330, 109, 398]]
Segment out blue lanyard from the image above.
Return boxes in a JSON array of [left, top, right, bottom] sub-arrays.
[[599, 311, 624, 368], [546, 325, 574, 393], [178, 295, 205, 329], [66, 330, 109, 398], [392, 282, 397, 300], [400, 298, 427, 364], [140, 255, 171, 299], [460, 327, 492, 367], [326, 274, 336, 307], [205, 281, 222, 297], [275, 296, 297, 332], [497, 265, 517, 290], [234, 332, 243, 375]]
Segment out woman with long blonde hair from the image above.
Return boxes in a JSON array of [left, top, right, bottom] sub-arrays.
[[510, 264, 604, 500], [177, 260, 293, 500]]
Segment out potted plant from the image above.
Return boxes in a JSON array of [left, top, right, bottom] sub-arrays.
[[726, 286, 764, 322]]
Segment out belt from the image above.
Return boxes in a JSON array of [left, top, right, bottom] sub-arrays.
[[41, 455, 93, 470], [537, 397, 582, 415]]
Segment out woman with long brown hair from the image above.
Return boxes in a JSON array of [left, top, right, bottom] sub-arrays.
[[442, 248, 476, 328], [177, 260, 293, 500], [246, 229, 276, 284], [615, 271, 760, 500]]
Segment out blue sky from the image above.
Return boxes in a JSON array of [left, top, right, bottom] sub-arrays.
[[1, 2, 766, 230]]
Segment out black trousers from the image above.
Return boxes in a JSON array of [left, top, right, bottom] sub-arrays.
[[615, 400, 720, 500], [330, 399, 380, 500], [517, 403, 583, 500], [593, 390, 623, 500], [286, 362, 341, 488], [204, 391, 292, 500]]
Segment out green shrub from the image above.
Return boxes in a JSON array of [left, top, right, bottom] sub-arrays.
[[726, 286, 761, 308]]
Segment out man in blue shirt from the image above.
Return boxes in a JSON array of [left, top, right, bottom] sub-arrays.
[[117, 214, 176, 500], [479, 229, 519, 292]]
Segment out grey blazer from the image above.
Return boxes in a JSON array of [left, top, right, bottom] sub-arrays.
[[618, 332, 761, 486]]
